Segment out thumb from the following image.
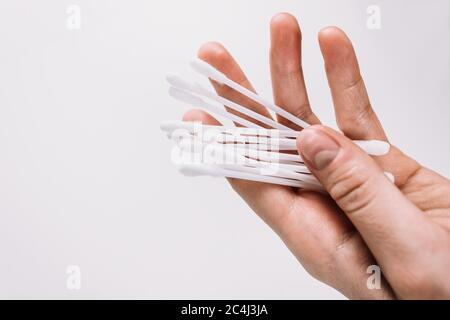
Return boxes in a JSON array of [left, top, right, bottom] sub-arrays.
[[297, 125, 430, 263]]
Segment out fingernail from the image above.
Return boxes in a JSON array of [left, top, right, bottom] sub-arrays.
[[298, 128, 340, 170]]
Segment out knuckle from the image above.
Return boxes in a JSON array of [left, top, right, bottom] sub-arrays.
[[292, 105, 313, 120], [339, 103, 375, 137], [278, 104, 313, 126], [328, 164, 377, 216], [343, 75, 363, 92]]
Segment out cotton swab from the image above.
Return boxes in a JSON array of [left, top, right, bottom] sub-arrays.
[[234, 147, 304, 163], [167, 73, 291, 130], [172, 129, 295, 147], [220, 163, 320, 185], [168, 87, 260, 128], [161, 121, 391, 157], [176, 135, 297, 151], [198, 144, 315, 179], [179, 141, 311, 173], [161, 121, 290, 136], [178, 163, 324, 191], [221, 155, 314, 179], [190, 58, 311, 129], [171, 134, 305, 163], [241, 155, 310, 173]]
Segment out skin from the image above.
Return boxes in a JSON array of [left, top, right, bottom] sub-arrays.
[[181, 13, 450, 299]]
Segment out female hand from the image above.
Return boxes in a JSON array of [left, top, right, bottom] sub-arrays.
[[182, 13, 450, 299]]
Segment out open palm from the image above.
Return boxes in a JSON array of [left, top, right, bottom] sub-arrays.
[[182, 13, 450, 299]]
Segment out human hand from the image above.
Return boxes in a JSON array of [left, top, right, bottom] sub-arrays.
[[182, 13, 450, 299]]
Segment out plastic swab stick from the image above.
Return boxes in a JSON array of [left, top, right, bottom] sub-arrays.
[[220, 163, 320, 185], [190, 58, 311, 129], [171, 134, 305, 163], [178, 163, 324, 191], [234, 147, 304, 163], [202, 143, 311, 174], [167, 74, 291, 130], [176, 135, 298, 151], [175, 137, 306, 166], [168, 87, 260, 128], [202, 144, 314, 178], [179, 131, 297, 147], [161, 121, 296, 137], [242, 157, 310, 173], [220, 156, 314, 180]]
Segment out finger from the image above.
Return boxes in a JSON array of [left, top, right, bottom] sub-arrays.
[[318, 27, 425, 188], [297, 125, 435, 267], [318, 27, 386, 141], [270, 13, 321, 129], [198, 42, 273, 127]]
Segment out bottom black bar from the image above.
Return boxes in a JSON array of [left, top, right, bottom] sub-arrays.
[[1, 300, 448, 317]]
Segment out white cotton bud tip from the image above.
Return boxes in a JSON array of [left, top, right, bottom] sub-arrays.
[[384, 171, 395, 183], [354, 140, 391, 156], [190, 59, 226, 84], [166, 73, 194, 92], [160, 121, 172, 132], [168, 87, 203, 106], [178, 164, 210, 177]]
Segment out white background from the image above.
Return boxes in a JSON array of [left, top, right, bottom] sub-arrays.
[[0, 0, 448, 299]]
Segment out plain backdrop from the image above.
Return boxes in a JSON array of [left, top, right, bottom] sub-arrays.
[[0, 0, 448, 299]]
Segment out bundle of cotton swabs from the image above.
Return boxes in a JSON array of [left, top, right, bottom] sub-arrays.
[[160, 59, 390, 191]]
